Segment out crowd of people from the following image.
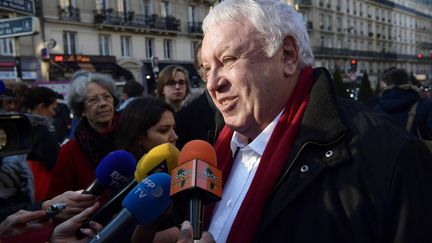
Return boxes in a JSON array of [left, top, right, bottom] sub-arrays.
[[1, 0, 432, 242]]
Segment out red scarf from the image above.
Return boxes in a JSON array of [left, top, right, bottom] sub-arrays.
[[206, 66, 314, 242]]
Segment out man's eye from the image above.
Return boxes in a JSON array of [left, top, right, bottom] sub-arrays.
[[222, 57, 236, 65]]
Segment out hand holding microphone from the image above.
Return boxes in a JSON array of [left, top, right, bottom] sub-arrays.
[[170, 140, 222, 240], [75, 143, 179, 239], [89, 172, 172, 243]]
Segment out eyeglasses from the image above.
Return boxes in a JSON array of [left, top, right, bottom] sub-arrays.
[[165, 79, 186, 87], [85, 93, 113, 106]]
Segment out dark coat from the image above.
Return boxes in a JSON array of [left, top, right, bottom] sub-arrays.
[[175, 90, 224, 149], [26, 114, 59, 170], [374, 88, 432, 139], [254, 68, 432, 243]]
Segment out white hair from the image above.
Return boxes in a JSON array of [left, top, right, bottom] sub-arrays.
[[203, 0, 315, 67]]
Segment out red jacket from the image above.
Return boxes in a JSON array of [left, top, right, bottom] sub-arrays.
[[46, 139, 96, 198]]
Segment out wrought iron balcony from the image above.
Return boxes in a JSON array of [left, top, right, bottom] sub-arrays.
[[188, 21, 202, 34], [58, 5, 80, 22], [93, 9, 180, 32], [312, 47, 432, 62]]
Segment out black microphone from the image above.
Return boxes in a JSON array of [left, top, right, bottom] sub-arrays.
[[89, 173, 172, 243]]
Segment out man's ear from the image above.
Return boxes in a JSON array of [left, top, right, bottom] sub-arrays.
[[281, 35, 299, 76]]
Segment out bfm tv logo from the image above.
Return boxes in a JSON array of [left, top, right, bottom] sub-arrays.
[[109, 171, 129, 188]]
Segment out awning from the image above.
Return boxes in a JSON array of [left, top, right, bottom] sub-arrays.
[[92, 63, 134, 81], [78, 62, 95, 72]]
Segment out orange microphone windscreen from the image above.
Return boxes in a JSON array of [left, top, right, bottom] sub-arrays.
[[178, 140, 217, 167]]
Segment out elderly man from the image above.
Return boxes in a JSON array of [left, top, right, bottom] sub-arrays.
[[186, 0, 432, 243]]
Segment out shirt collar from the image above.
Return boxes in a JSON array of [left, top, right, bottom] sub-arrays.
[[230, 110, 283, 157]]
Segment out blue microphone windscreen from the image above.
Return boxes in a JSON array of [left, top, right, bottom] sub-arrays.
[[96, 150, 137, 190], [122, 173, 171, 225], [0, 80, 4, 95]]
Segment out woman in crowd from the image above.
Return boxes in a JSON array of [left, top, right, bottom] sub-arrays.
[[47, 71, 119, 198], [22, 87, 60, 200], [115, 96, 180, 242], [115, 96, 178, 160], [156, 65, 191, 112]]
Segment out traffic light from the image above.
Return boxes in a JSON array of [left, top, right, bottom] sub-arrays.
[[350, 59, 357, 72], [417, 53, 423, 59]]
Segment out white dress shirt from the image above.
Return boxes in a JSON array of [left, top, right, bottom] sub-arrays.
[[208, 112, 282, 243]]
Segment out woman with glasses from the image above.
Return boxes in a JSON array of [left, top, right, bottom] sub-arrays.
[[47, 71, 120, 198], [156, 65, 191, 112]]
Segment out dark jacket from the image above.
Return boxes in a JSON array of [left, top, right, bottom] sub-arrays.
[[374, 88, 432, 139], [254, 68, 432, 243], [175, 90, 224, 149], [26, 114, 59, 170]]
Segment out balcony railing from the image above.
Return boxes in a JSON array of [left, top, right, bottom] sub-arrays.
[[93, 9, 180, 32], [312, 47, 431, 61], [188, 21, 202, 34], [58, 5, 80, 22]]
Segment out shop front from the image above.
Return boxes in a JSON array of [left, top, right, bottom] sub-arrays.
[[49, 54, 134, 82]]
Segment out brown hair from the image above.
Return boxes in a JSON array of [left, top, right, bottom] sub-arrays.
[[156, 65, 190, 98]]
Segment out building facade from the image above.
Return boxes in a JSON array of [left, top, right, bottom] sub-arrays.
[[0, 0, 215, 94], [291, 0, 432, 86], [1, 0, 431, 90]]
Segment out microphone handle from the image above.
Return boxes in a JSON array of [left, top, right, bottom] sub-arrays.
[[189, 194, 203, 240], [75, 180, 138, 239], [82, 180, 105, 195], [89, 209, 136, 243]]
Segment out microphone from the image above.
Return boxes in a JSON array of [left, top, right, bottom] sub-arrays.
[[89, 172, 172, 243], [170, 140, 222, 240], [82, 150, 137, 195], [76, 143, 179, 238]]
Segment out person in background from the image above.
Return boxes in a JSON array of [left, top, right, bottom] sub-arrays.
[[156, 65, 191, 112], [115, 96, 178, 160], [0, 81, 35, 213], [22, 87, 60, 200], [175, 42, 224, 149], [115, 96, 180, 242], [374, 67, 432, 139], [176, 0, 431, 242], [53, 99, 72, 145], [47, 71, 119, 198], [117, 80, 145, 112], [0, 80, 28, 113]]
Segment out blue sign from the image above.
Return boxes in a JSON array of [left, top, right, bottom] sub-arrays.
[[0, 16, 39, 38], [0, 0, 35, 15]]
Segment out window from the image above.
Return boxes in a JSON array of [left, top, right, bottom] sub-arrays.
[[63, 31, 77, 55], [163, 39, 172, 59], [191, 41, 199, 60], [99, 34, 111, 56], [0, 38, 14, 56], [121, 36, 132, 57], [188, 5, 196, 23], [96, 0, 109, 10], [118, 0, 130, 12], [142, 0, 153, 15], [60, 0, 76, 8], [161, 1, 171, 17], [145, 38, 154, 58]]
